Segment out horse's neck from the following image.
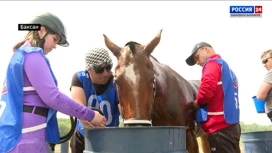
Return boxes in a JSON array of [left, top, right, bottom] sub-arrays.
[[150, 57, 200, 100], [149, 58, 198, 126], [150, 57, 184, 82], [150, 58, 182, 92], [188, 80, 200, 99], [150, 55, 160, 64], [150, 57, 162, 77]]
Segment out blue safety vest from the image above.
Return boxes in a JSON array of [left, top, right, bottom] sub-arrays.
[[0, 46, 60, 153], [96, 81, 119, 127], [196, 58, 240, 124], [75, 70, 97, 136], [75, 70, 119, 136]]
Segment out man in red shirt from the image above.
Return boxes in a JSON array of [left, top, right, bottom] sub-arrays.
[[186, 42, 241, 153]]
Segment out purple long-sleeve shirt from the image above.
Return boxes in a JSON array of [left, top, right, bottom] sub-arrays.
[[8, 43, 95, 153], [23, 51, 94, 121]]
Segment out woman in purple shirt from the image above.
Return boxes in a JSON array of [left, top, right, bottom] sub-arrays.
[[0, 12, 106, 153]]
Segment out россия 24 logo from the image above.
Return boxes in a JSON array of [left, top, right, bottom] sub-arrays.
[[230, 6, 262, 17]]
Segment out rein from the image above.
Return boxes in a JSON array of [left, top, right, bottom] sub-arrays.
[[123, 78, 157, 126]]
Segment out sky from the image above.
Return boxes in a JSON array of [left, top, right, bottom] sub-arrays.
[[0, 1, 271, 125]]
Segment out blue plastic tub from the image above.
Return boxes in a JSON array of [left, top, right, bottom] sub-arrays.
[[83, 126, 187, 153], [242, 131, 272, 153]]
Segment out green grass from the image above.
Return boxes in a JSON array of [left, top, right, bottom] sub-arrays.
[[119, 120, 124, 127]]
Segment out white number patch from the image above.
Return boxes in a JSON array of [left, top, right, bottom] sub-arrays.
[[100, 100, 112, 125], [234, 92, 239, 109], [88, 95, 113, 126], [0, 101, 6, 117]]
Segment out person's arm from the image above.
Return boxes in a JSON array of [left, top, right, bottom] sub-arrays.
[[256, 70, 272, 100], [24, 52, 95, 121], [114, 85, 122, 117], [256, 83, 272, 100], [118, 103, 123, 117], [70, 73, 86, 106], [70, 73, 96, 128], [196, 60, 221, 106]]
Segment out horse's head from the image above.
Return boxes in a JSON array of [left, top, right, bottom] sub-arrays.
[[103, 30, 162, 126]]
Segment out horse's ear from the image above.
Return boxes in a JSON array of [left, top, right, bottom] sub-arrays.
[[103, 34, 121, 58], [144, 29, 163, 56]]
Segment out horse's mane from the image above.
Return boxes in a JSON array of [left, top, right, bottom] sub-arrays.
[[124, 41, 140, 55], [124, 41, 160, 64], [150, 55, 160, 64]]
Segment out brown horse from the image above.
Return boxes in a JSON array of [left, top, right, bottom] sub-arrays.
[[103, 30, 210, 153]]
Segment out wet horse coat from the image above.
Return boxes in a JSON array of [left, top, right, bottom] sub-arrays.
[[104, 30, 209, 153]]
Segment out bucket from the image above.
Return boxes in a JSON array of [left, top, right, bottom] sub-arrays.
[[83, 126, 187, 153], [242, 131, 272, 153], [252, 96, 265, 113]]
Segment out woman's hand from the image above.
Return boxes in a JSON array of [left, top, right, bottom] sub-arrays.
[[79, 119, 95, 128], [90, 111, 107, 127]]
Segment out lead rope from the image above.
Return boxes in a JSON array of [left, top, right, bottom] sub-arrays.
[[48, 116, 77, 151], [48, 107, 104, 151]]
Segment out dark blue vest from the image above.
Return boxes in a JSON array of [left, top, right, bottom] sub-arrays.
[[75, 70, 119, 136], [75, 71, 97, 136]]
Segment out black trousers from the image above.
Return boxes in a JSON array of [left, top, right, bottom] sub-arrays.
[[208, 123, 241, 153], [70, 130, 85, 153]]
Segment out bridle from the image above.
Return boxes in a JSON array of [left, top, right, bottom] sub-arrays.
[[123, 78, 157, 126]]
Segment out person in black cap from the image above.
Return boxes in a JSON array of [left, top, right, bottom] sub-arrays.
[[185, 42, 241, 153], [70, 47, 121, 153]]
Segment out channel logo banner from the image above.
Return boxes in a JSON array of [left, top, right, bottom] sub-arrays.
[[230, 6, 262, 18], [230, 6, 254, 14]]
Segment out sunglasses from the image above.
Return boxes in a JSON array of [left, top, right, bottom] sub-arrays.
[[92, 64, 112, 74], [193, 47, 204, 62], [262, 57, 272, 64]]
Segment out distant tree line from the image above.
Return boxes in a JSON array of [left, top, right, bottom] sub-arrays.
[[240, 122, 272, 132]]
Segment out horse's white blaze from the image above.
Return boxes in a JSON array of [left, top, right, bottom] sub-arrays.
[[124, 63, 141, 117], [125, 64, 137, 85]]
